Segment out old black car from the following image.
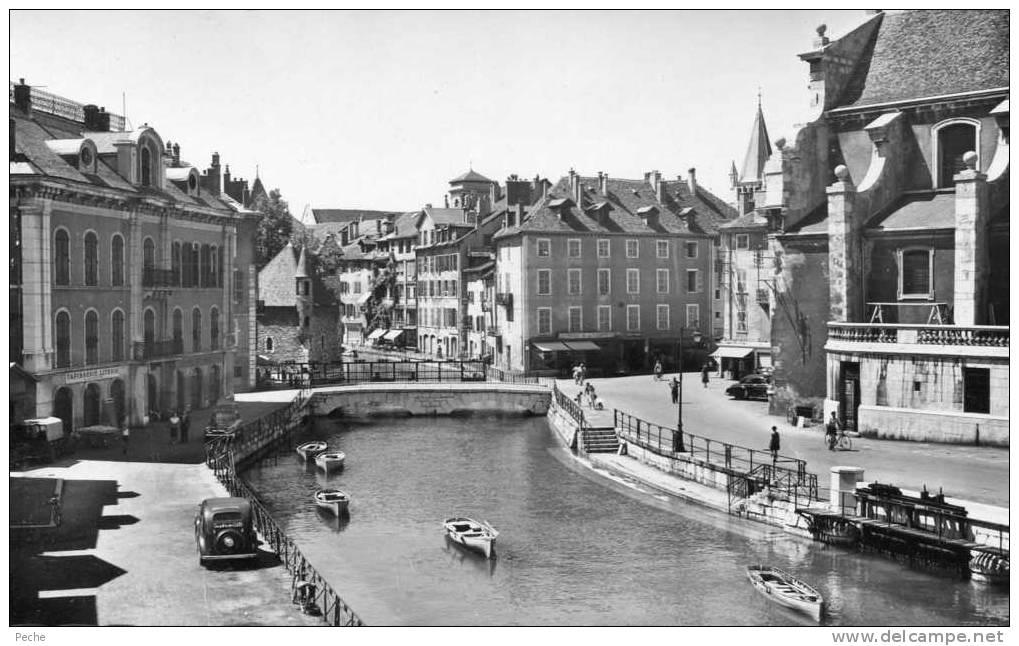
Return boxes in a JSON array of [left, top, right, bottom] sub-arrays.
[[725, 374, 773, 400], [194, 497, 258, 565]]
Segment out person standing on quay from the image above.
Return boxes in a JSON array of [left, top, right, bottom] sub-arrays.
[[180, 407, 191, 443], [701, 364, 710, 388], [769, 426, 780, 463], [121, 425, 130, 456], [169, 411, 180, 445], [669, 377, 679, 405]]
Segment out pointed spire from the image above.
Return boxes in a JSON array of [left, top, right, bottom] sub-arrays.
[[295, 245, 309, 278], [738, 96, 772, 185]]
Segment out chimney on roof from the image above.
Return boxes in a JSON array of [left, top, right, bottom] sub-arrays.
[[13, 79, 31, 114], [569, 168, 581, 206], [814, 24, 830, 48], [598, 171, 608, 197], [223, 164, 231, 186], [202, 153, 221, 196], [84, 104, 101, 130], [172, 142, 180, 166], [656, 175, 666, 203], [687, 168, 697, 195]]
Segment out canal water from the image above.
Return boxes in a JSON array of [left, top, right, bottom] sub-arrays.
[[244, 416, 1009, 626]]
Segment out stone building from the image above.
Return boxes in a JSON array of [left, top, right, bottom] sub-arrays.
[[255, 243, 341, 366], [491, 169, 735, 376], [374, 210, 423, 347], [745, 10, 1008, 444], [10, 79, 257, 431]]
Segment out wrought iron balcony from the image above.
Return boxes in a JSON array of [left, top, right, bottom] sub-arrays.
[[133, 338, 184, 360]]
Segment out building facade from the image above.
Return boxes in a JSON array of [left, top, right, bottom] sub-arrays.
[[10, 80, 257, 432], [745, 10, 1008, 444], [491, 169, 735, 376]]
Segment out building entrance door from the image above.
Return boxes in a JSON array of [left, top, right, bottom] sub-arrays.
[[839, 362, 860, 431]]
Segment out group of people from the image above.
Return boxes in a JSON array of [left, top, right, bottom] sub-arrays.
[[574, 381, 604, 410], [571, 363, 588, 386], [168, 408, 192, 445]]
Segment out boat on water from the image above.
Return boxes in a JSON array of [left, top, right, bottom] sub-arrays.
[[443, 517, 498, 559], [746, 565, 824, 622], [314, 488, 350, 515], [296, 441, 328, 461], [315, 451, 346, 472], [969, 549, 1010, 585]]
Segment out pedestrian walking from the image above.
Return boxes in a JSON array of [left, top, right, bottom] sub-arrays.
[[579, 363, 587, 386], [653, 360, 663, 381], [669, 377, 679, 405], [572, 364, 581, 385], [180, 407, 191, 443], [121, 425, 130, 456], [169, 411, 180, 444], [701, 364, 710, 388], [769, 426, 780, 462]]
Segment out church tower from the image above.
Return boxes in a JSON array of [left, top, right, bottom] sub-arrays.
[[295, 246, 312, 334], [732, 96, 773, 215]]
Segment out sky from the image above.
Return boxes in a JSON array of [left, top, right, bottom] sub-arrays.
[[11, 9, 871, 220]]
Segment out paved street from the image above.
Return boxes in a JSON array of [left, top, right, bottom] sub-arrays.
[[558, 373, 1008, 514], [11, 460, 322, 626]]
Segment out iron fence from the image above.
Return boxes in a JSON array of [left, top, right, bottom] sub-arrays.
[[552, 382, 587, 431], [253, 360, 551, 390]]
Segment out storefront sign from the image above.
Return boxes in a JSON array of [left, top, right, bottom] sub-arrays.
[[558, 332, 617, 340], [63, 367, 122, 384]]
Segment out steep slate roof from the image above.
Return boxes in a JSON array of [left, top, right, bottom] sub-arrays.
[[450, 168, 494, 184], [838, 10, 1009, 109], [424, 206, 473, 227], [720, 211, 769, 230], [867, 192, 956, 231], [258, 243, 299, 307], [494, 174, 735, 239], [383, 210, 424, 240], [739, 102, 772, 184], [311, 208, 399, 224]]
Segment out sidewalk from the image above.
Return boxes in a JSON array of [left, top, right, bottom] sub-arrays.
[[11, 460, 322, 626], [557, 374, 1008, 517]]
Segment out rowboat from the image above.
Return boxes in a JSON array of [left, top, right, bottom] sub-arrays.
[[314, 488, 350, 515], [969, 549, 1009, 585], [443, 517, 498, 559], [296, 441, 328, 461], [315, 451, 346, 473], [746, 565, 824, 622]]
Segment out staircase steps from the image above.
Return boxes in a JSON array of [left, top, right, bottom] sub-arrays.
[[582, 426, 620, 453]]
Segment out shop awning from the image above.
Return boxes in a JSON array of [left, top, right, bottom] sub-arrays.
[[383, 329, 404, 341], [711, 346, 755, 359], [563, 341, 601, 352], [367, 329, 386, 340], [532, 341, 571, 352]]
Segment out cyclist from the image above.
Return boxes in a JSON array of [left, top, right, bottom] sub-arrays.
[[825, 411, 840, 451]]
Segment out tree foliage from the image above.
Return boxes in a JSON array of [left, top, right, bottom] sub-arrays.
[[253, 188, 303, 270]]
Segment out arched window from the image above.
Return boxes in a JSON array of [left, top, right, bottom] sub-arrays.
[[85, 310, 99, 365], [935, 120, 979, 188], [200, 244, 211, 287], [217, 249, 224, 288], [210, 307, 220, 350], [192, 307, 202, 351], [111, 309, 125, 362], [55, 311, 71, 368], [172, 241, 182, 286], [84, 232, 98, 286], [144, 309, 155, 347], [54, 229, 70, 285], [111, 234, 124, 286], [190, 243, 200, 287], [266, 337, 274, 352], [172, 308, 183, 353], [143, 237, 155, 285], [140, 146, 152, 186], [84, 383, 101, 426], [180, 243, 191, 286]]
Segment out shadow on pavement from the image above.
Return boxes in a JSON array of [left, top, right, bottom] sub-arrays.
[[201, 547, 283, 572]]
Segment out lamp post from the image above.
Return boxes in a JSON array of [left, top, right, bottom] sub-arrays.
[[673, 327, 703, 453]]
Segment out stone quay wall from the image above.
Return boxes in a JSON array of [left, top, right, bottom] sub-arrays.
[[309, 383, 551, 418]]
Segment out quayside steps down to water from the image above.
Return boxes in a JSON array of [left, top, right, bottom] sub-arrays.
[[582, 427, 620, 454]]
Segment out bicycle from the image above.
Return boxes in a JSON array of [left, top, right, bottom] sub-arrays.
[[834, 431, 852, 451]]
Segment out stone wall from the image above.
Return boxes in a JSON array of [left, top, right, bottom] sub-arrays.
[[311, 383, 550, 417]]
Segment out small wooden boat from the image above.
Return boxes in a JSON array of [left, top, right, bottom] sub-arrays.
[[315, 451, 346, 472], [296, 441, 328, 461], [969, 549, 1010, 585], [443, 517, 498, 559], [746, 565, 824, 622], [314, 488, 350, 515]]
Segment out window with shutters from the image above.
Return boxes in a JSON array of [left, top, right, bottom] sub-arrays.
[[54, 229, 70, 285], [55, 311, 71, 367], [84, 310, 98, 365], [84, 232, 98, 286], [111, 235, 124, 286], [897, 248, 934, 299], [111, 309, 125, 361], [192, 308, 202, 352]]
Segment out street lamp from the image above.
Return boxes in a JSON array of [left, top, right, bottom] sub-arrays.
[[674, 327, 703, 453]]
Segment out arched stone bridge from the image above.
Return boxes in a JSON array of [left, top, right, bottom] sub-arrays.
[[307, 382, 551, 418]]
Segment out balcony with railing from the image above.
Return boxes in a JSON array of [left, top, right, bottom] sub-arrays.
[[142, 268, 178, 288], [133, 338, 185, 360], [827, 322, 1008, 358]]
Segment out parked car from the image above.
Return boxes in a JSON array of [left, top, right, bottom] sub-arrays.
[[725, 374, 773, 400], [194, 497, 259, 566]]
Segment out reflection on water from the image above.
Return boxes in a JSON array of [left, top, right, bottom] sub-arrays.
[[244, 416, 1009, 627]]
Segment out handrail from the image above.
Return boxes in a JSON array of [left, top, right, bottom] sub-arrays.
[[204, 391, 362, 626], [551, 382, 587, 431]]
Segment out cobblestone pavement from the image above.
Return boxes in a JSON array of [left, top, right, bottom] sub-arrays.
[[557, 373, 1008, 517], [12, 460, 324, 626]]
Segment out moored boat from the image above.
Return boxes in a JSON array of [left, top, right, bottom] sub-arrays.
[[296, 441, 328, 461], [443, 517, 498, 559], [746, 565, 824, 622], [314, 488, 350, 515], [315, 451, 346, 472], [969, 549, 1009, 585]]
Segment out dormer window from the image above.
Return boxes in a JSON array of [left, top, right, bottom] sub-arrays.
[[933, 120, 979, 188], [80, 146, 93, 167], [188, 174, 198, 192], [140, 146, 152, 186]]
